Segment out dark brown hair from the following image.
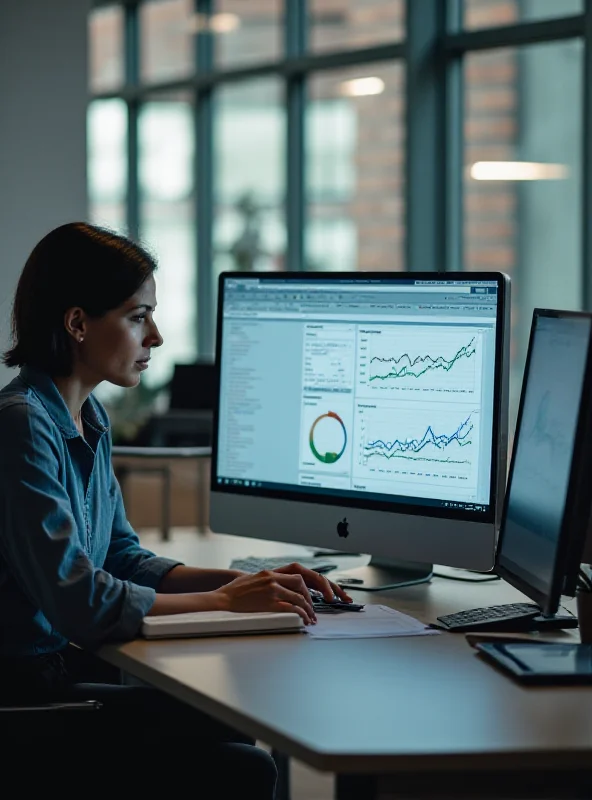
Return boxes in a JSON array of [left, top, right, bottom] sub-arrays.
[[3, 222, 158, 376]]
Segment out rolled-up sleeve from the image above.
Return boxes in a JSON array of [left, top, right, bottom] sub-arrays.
[[103, 471, 183, 588], [0, 402, 157, 647]]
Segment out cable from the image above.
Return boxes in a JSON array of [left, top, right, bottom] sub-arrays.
[[432, 571, 500, 583]]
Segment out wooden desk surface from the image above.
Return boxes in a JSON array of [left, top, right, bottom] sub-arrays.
[[99, 531, 592, 775]]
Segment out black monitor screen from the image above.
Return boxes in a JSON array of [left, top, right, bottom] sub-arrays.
[[497, 313, 591, 608]]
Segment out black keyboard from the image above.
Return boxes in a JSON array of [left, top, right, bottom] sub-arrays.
[[436, 602, 542, 632]]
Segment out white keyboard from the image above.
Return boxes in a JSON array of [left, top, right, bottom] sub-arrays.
[[229, 556, 336, 574]]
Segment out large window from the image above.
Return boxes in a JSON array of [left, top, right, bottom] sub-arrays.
[[138, 93, 197, 386], [213, 79, 286, 283], [457, 2, 585, 427], [307, 62, 405, 272], [87, 99, 127, 231], [88, 0, 591, 441], [464, 0, 582, 29], [309, 0, 405, 51]]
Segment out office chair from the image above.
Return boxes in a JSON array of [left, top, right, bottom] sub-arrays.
[[1, 698, 103, 741]]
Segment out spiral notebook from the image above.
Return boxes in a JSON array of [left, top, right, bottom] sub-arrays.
[[141, 610, 305, 639]]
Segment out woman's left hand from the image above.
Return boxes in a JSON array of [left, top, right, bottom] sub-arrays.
[[271, 562, 353, 603]]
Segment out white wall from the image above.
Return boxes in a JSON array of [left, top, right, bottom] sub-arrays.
[[0, 0, 90, 388]]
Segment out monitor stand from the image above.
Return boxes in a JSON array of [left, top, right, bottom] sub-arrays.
[[523, 613, 579, 632], [334, 557, 433, 592]]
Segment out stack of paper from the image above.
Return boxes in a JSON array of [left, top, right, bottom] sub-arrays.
[[306, 604, 440, 639]]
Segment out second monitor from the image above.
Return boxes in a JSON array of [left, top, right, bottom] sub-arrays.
[[436, 309, 592, 632], [210, 271, 510, 590]]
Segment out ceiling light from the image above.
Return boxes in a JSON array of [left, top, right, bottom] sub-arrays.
[[188, 12, 241, 34], [469, 161, 569, 181], [340, 77, 385, 97], [210, 13, 241, 33]]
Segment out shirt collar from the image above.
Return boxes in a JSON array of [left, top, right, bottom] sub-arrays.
[[19, 366, 109, 439]]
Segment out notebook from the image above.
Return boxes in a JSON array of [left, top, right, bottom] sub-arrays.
[[141, 610, 305, 639]]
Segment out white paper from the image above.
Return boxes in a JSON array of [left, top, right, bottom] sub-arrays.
[[305, 604, 440, 639]]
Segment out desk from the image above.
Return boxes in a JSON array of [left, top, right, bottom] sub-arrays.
[[99, 533, 592, 799], [112, 446, 211, 541]]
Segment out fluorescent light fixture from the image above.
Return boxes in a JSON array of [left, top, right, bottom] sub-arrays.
[[188, 12, 241, 34], [340, 77, 385, 97], [469, 161, 569, 181], [210, 13, 241, 33]]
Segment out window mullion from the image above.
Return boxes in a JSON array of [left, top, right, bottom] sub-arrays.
[[195, 0, 215, 356], [124, 2, 139, 241], [583, 0, 592, 309], [285, 0, 307, 271]]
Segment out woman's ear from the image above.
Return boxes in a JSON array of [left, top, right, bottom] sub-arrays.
[[63, 307, 88, 344]]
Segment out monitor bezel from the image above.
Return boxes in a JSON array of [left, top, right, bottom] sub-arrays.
[[496, 308, 592, 616], [211, 270, 509, 526]]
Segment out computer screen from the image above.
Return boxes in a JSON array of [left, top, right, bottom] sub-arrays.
[[496, 310, 592, 616], [210, 272, 509, 588]]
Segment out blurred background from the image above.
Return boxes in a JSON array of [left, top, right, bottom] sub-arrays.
[[0, 0, 589, 525], [84, 0, 585, 440]]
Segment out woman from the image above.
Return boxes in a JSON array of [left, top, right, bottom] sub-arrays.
[[0, 222, 351, 787]]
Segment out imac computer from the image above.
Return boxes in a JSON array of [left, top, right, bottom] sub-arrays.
[[210, 271, 510, 590], [437, 309, 592, 632]]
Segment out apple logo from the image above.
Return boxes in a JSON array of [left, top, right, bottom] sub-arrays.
[[336, 517, 349, 538]]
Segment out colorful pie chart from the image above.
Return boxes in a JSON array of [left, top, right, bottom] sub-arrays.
[[309, 411, 347, 464]]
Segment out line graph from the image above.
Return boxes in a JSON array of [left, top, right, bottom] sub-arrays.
[[357, 327, 483, 397], [353, 404, 480, 490], [370, 338, 476, 382], [362, 414, 473, 463]]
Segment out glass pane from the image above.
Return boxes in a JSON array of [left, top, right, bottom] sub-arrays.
[[89, 5, 124, 93], [464, 0, 582, 30], [213, 0, 282, 67], [310, 0, 405, 52], [140, 0, 195, 83], [464, 41, 582, 430], [307, 63, 404, 272], [138, 94, 197, 388], [214, 78, 286, 292], [87, 99, 127, 233]]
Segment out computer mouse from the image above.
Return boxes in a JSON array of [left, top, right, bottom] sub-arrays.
[[309, 588, 338, 603], [309, 588, 364, 611]]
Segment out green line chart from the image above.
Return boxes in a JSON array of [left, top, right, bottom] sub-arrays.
[[357, 327, 483, 397]]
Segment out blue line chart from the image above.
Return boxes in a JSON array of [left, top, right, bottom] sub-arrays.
[[362, 414, 474, 463]]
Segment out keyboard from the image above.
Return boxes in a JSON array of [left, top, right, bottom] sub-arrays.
[[229, 556, 337, 574], [436, 602, 543, 632]]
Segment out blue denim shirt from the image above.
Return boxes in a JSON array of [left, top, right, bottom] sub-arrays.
[[0, 367, 182, 657]]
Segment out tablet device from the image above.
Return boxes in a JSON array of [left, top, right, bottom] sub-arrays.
[[475, 642, 592, 685]]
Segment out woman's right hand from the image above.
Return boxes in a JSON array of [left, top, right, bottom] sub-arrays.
[[213, 570, 317, 625]]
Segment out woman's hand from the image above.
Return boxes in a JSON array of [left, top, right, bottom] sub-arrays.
[[271, 562, 353, 604], [214, 570, 318, 624]]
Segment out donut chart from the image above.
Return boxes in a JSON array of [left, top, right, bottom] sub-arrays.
[[309, 411, 347, 464]]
